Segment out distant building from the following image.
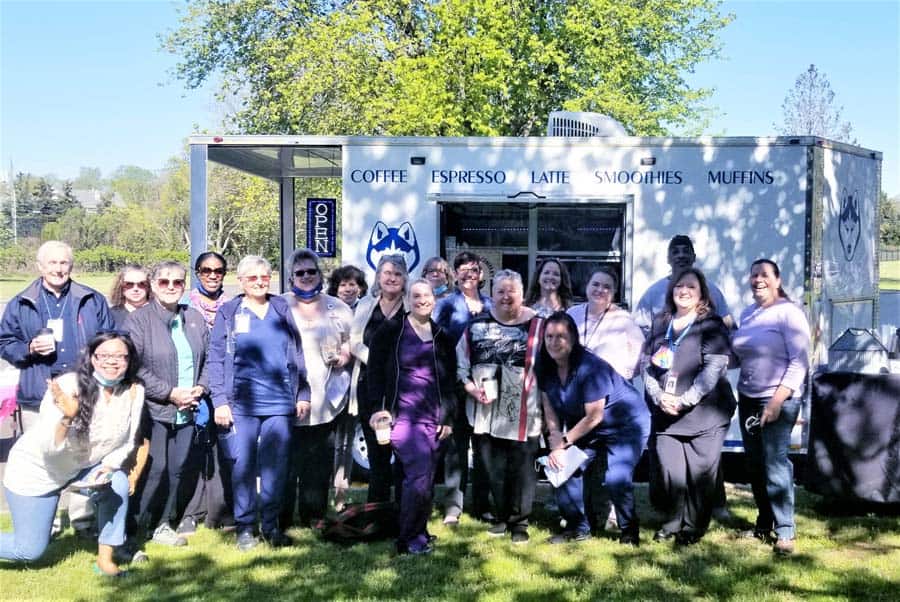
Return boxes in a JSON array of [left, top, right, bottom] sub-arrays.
[[72, 188, 123, 212]]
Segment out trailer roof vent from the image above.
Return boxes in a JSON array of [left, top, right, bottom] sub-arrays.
[[546, 111, 628, 137]]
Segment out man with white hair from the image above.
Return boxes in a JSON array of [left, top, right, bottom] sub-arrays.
[[0, 240, 114, 535]]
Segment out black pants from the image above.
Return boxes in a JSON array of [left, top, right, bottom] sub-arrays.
[[281, 422, 336, 528], [137, 420, 196, 529], [655, 426, 728, 537], [182, 422, 234, 529], [362, 419, 395, 503], [439, 408, 492, 519], [479, 435, 539, 532]]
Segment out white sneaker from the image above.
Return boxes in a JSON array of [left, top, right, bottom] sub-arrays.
[[152, 524, 187, 546]]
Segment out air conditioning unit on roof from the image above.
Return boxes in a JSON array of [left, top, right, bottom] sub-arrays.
[[546, 111, 628, 137]]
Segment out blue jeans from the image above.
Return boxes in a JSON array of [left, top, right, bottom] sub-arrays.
[[229, 414, 291, 535], [0, 466, 129, 562], [739, 394, 801, 540], [556, 428, 649, 535]]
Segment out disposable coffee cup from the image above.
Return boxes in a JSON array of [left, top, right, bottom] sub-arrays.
[[35, 328, 55, 355], [375, 415, 392, 445], [481, 377, 498, 403]]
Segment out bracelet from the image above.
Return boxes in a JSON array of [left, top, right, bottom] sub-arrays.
[[59, 417, 73, 428], [562, 435, 570, 448]]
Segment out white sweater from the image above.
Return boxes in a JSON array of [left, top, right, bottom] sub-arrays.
[[3, 373, 145, 496]]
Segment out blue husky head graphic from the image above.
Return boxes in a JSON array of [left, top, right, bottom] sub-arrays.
[[838, 188, 861, 262], [366, 221, 420, 272]]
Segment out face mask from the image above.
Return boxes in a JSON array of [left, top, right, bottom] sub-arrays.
[[292, 282, 323, 300], [196, 281, 224, 300], [432, 284, 449, 297], [93, 370, 124, 388]]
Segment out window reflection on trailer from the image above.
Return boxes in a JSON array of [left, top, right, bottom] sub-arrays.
[[188, 134, 883, 455]]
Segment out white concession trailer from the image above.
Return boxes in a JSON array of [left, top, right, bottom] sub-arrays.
[[189, 134, 883, 453]]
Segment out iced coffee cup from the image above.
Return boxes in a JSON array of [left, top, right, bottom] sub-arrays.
[[481, 377, 499, 404], [35, 328, 55, 355], [375, 414, 392, 445]]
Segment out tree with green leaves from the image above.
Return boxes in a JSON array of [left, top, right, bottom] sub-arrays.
[[776, 64, 855, 143], [163, 0, 732, 136]]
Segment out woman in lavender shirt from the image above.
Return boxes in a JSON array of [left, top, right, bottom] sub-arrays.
[[731, 259, 810, 556]]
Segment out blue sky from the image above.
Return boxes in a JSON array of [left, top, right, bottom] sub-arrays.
[[1, 0, 898, 195]]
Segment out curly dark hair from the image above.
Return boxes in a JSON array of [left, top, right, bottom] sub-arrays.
[[327, 264, 368, 299], [70, 332, 141, 437], [525, 258, 574, 309], [536, 311, 586, 386]]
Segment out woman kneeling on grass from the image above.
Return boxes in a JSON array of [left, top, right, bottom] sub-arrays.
[[0, 331, 144, 576], [536, 312, 650, 546]]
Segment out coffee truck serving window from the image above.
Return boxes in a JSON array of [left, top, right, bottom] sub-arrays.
[[439, 200, 629, 306]]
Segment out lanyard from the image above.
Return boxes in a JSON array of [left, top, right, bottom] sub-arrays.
[[41, 288, 70, 321], [665, 317, 695, 350], [582, 304, 609, 347]]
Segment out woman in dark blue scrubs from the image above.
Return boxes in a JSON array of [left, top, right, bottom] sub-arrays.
[[536, 311, 650, 546]]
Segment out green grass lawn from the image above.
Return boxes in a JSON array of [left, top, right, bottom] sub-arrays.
[[881, 260, 900, 290], [2, 483, 898, 601]]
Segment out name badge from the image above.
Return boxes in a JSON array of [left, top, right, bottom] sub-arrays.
[[651, 345, 673, 370], [664, 373, 678, 394], [47, 319, 64, 342], [234, 313, 251, 334]]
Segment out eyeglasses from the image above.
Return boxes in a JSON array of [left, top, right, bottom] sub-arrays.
[[122, 281, 148, 290], [457, 267, 481, 276], [156, 278, 186, 289], [241, 274, 271, 284], [198, 267, 226, 276], [293, 268, 319, 277], [424, 268, 445, 276], [93, 353, 129, 363]]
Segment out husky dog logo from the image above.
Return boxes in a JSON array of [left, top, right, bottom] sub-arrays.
[[366, 221, 420, 271], [838, 188, 861, 262]]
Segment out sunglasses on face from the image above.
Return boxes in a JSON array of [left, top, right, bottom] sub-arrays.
[[198, 267, 226, 276], [241, 274, 271, 284], [293, 268, 319, 277], [156, 278, 186, 289], [122, 281, 148, 290]]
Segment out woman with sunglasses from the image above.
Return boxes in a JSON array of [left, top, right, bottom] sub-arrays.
[[350, 254, 409, 503], [109, 264, 151, 328], [180, 251, 234, 536], [731, 259, 810, 556], [124, 261, 209, 547], [1, 331, 144, 576], [189, 252, 229, 330], [208, 255, 310, 551], [642, 267, 735, 546], [280, 248, 352, 529]]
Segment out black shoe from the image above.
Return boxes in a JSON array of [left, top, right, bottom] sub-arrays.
[[397, 542, 434, 556], [619, 530, 640, 547], [675, 531, 702, 546], [263, 528, 294, 548], [548, 530, 592, 544], [176, 516, 198, 536], [510, 530, 529, 545], [739, 528, 773, 543], [487, 523, 507, 537], [653, 529, 676, 542], [426, 534, 438, 544], [236, 530, 260, 552]]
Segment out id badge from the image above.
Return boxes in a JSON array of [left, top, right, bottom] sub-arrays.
[[664, 372, 678, 394], [47, 319, 64, 342], [234, 313, 251, 334]]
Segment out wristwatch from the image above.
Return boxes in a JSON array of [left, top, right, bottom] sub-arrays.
[[562, 435, 570, 448]]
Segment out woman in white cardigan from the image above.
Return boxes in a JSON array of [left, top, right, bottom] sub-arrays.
[[0, 331, 144, 576]]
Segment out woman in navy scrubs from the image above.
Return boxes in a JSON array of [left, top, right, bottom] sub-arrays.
[[536, 311, 650, 546]]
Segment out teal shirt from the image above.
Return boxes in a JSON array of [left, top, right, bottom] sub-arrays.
[[171, 314, 195, 424]]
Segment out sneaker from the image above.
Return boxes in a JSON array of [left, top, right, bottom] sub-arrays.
[[739, 528, 773, 543], [510, 530, 529, 545], [487, 523, 507, 537], [652, 529, 676, 542], [152, 524, 187, 547], [176, 517, 198, 536], [263, 529, 294, 548], [236, 530, 260, 552], [398, 542, 434, 556], [548, 530, 592, 544], [619, 530, 640, 547], [442, 515, 460, 527], [774, 538, 795, 556]]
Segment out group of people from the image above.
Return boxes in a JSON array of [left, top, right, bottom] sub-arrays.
[[0, 232, 810, 574]]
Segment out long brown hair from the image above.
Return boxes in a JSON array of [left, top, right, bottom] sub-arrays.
[[663, 267, 715, 319]]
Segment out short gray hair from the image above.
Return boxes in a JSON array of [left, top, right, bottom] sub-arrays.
[[406, 278, 433, 304], [152, 260, 186, 281], [288, 248, 320, 272], [493, 269, 523, 293], [37, 240, 73, 265], [369, 254, 409, 297], [236, 255, 272, 278]]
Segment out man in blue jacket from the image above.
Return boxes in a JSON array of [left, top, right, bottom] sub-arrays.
[[0, 240, 114, 534]]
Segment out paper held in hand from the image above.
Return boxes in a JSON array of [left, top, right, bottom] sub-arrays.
[[541, 445, 589, 488]]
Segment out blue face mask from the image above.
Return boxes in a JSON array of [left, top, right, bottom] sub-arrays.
[[292, 281, 323, 300], [93, 370, 124, 388], [196, 281, 224, 300], [432, 284, 449, 297]]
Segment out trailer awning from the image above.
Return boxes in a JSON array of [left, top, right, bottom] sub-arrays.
[[207, 145, 341, 179]]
